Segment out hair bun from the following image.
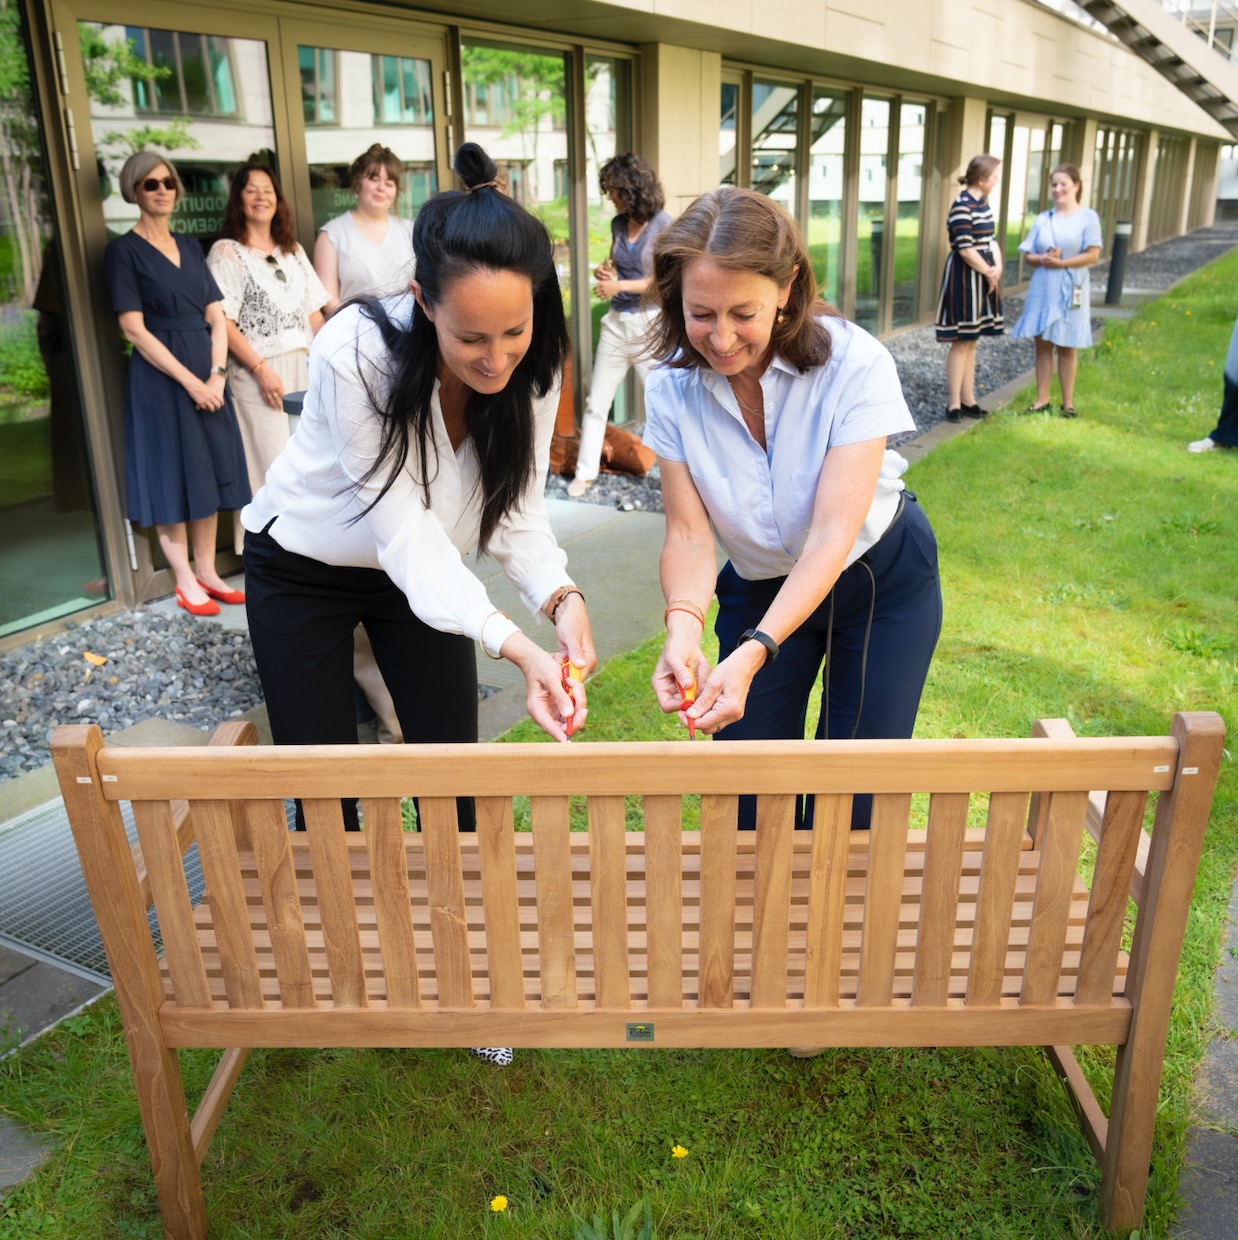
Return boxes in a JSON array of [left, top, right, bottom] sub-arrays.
[[454, 142, 499, 190]]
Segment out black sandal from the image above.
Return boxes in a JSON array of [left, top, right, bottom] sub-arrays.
[[1060, 406, 1077, 419], [1025, 401, 1052, 414]]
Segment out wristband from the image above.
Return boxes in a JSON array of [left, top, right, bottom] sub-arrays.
[[663, 598, 705, 627], [211, 365, 227, 377], [543, 585, 585, 623], [739, 628, 779, 666], [251, 358, 266, 373]]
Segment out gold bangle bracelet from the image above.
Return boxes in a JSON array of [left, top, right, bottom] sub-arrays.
[[479, 609, 510, 660]]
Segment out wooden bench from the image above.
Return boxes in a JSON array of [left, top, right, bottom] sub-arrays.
[[51, 711, 1224, 1237]]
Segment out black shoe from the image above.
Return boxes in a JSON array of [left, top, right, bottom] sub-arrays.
[[1060, 405, 1077, 419], [945, 406, 962, 423], [962, 403, 989, 419], [1025, 401, 1052, 414]]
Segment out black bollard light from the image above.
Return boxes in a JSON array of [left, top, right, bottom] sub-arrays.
[[1105, 221, 1132, 306]]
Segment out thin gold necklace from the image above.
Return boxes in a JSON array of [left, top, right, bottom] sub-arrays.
[[727, 376, 764, 418]]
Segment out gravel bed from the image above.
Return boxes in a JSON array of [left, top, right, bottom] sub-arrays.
[[2, 225, 1234, 788]]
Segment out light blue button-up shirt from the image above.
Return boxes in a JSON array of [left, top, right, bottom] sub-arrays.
[[643, 316, 915, 580]]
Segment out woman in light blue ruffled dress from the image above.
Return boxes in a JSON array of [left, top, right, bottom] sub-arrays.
[[1011, 164, 1102, 417]]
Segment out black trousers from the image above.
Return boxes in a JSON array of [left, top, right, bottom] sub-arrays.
[[244, 522, 478, 830], [714, 495, 943, 830]]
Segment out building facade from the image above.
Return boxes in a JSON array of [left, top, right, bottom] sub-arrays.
[[0, 0, 1227, 643]]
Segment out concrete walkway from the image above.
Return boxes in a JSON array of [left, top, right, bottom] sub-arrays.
[[1, 356, 1234, 1230]]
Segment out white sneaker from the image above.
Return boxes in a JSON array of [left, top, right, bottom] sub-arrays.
[[468, 1047, 513, 1067], [566, 477, 591, 498], [1187, 437, 1217, 453]]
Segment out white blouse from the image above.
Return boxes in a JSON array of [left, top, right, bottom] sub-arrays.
[[206, 240, 329, 360], [319, 212, 416, 301], [242, 297, 571, 652]]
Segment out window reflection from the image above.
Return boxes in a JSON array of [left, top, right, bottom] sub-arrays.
[[855, 96, 889, 332], [126, 28, 239, 117], [891, 101, 927, 330], [720, 80, 739, 186], [808, 87, 848, 309], [752, 79, 799, 214]]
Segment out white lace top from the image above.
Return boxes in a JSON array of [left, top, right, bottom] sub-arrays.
[[206, 239, 330, 360]]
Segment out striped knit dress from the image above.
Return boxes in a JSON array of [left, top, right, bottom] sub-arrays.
[[935, 189, 1003, 342]]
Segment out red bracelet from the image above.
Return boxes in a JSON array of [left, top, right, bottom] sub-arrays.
[[664, 602, 705, 627]]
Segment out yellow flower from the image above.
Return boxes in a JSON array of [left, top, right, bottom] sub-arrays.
[[1186, 310, 1192, 315], [490, 1195, 509, 1213], [671, 1145, 689, 1159], [1150, 321, 1158, 326]]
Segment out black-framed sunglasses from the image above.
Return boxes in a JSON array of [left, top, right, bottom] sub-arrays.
[[264, 253, 287, 284], [140, 177, 177, 193]]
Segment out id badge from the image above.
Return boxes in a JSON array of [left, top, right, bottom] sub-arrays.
[[1070, 284, 1083, 310]]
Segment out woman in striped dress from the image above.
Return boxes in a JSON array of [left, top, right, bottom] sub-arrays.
[[935, 154, 1003, 422]]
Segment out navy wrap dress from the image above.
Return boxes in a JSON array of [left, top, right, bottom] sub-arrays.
[[105, 231, 250, 528]]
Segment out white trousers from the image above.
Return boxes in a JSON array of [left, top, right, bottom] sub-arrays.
[[574, 307, 659, 483]]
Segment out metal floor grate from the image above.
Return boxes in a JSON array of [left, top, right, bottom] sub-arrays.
[[0, 797, 211, 980]]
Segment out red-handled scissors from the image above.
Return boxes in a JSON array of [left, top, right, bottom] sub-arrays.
[[562, 658, 584, 739]]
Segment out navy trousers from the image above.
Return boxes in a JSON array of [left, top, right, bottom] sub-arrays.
[[714, 494, 943, 829], [244, 522, 478, 830]]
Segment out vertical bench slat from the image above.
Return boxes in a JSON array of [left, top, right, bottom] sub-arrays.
[[133, 800, 211, 1008], [857, 793, 912, 1007], [361, 797, 421, 1010], [247, 799, 315, 1009], [750, 793, 796, 1009], [1075, 790, 1148, 1005], [697, 793, 738, 1009], [966, 791, 1028, 1006], [192, 799, 265, 1009], [803, 793, 852, 1008], [911, 792, 970, 1008], [475, 796, 525, 1011], [644, 795, 684, 1009], [1022, 791, 1088, 1006], [530, 796, 578, 1009], [589, 795, 631, 1009], [302, 799, 368, 1009], [418, 797, 474, 1010]]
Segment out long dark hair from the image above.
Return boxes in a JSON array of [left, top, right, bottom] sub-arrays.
[[221, 163, 296, 253], [352, 143, 569, 552], [599, 153, 665, 224], [648, 187, 834, 374]]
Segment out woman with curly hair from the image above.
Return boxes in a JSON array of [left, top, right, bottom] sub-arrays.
[[566, 152, 672, 497], [207, 163, 328, 544], [643, 188, 942, 834]]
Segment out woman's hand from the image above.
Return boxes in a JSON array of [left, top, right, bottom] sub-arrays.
[[674, 642, 765, 736], [551, 593, 597, 679], [499, 631, 586, 742], [186, 372, 225, 411], [254, 360, 286, 410], [594, 276, 620, 300], [652, 637, 712, 733]]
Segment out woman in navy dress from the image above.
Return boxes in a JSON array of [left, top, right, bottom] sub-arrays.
[[935, 154, 1003, 422], [105, 151, 250, 616]]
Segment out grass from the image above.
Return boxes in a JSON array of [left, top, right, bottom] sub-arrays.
[[2, 255, 1236, 1238]]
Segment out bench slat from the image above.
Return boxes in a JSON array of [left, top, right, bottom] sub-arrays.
[[420, 797, 473, 1010], [589, 795, 631, 1009], [912, 793, 970, 1007], [644, 796, 684, 1009], [302, 799, 368, 1009], [750, 794, 796, 1008], [858, 793, 912, 1006], [697, 794, 738, 1008], [133, 800, 212, 1008], [361, 797, 420, 1009], [1075, 790, 1147, 1006], [803, 793, 851, 1008], [530, 796, 578, 1008], [248, 799, 315, 1009], [191, 799, 265, 1010], [475, 795, 525, 1011], [1022, 792, 1089, 1005], [966, 792, 1029, 1006]]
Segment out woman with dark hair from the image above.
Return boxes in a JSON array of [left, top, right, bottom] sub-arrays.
[[313, 143, 415, 317], [105, 150, 249, 617], [1010, 163, 1103, 417], [243, 142, 595, 814], [643, 187, 942, 836], [935, 153, 1003, 421], [566, 153, 672, 497], [207, 164, 328, 546]]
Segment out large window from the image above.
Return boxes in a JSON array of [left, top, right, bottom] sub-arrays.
[[373, 55, 433, 126], [300, 46, 337, 125], [986, 113, 1067, 285], [855, 96, 890, 332], [1094, 127, 1140, 251], [125, 27, 239, 118], [751, 79, 799, 213], [807, 87, 849, 309]]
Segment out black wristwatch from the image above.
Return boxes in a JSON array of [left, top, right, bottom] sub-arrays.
[[739, 628, 779, 666]]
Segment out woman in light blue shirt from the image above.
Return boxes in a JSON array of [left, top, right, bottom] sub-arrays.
[[643, 188, 942, 830]]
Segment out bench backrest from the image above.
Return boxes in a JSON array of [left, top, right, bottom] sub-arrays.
[[51, 714, 1224, 1051]]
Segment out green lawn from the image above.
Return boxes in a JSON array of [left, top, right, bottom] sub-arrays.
[[1, 256, 1235, 1238]]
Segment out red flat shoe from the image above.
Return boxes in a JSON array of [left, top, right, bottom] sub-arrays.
[[176, 587, 220, 617], [196, 578, 246, 605]]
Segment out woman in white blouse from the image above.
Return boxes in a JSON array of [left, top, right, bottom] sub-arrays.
[[313, 143, 415, 316], [207, 163, 328, 548], [643, 188, 942, 833]]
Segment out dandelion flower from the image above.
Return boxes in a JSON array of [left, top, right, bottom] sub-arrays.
[[490, 1195, 509, 1213], [1186, 310, 1192, 315], [671, 1145, 689, 1159]]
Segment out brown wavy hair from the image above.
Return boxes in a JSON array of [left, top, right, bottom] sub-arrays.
[[1052, 163, 1084, 203], [959, 153, 1000, 188], [646, 187, 836, 374], [599, 153, 664, 224], [221, 163, 296, 253]]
